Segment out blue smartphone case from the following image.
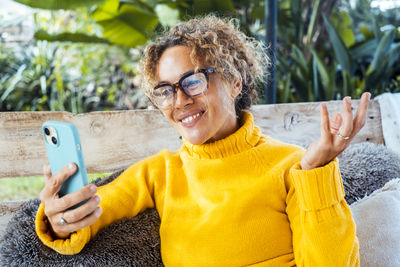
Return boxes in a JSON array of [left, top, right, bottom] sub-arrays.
[[42, 121, 89, 201]]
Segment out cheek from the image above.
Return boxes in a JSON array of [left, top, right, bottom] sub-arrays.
[[211, 84, 236, 116], [161, 108, 175, 124]]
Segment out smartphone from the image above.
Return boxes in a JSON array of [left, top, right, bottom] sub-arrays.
[[42, 121, 89, 208]]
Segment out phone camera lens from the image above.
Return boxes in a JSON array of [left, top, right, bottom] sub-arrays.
[[44, 127, 50, 136], [51, 137, 57, 145]]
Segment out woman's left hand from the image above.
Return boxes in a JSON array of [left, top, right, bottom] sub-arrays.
[[300, 92, 371, 170]]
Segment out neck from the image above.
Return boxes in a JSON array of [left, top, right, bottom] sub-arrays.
[[182, 111, 261, 159], [205, 115, 240, 144]]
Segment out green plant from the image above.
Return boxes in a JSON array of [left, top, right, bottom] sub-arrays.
[[6, 0, 400, 108], [0, 40, 142, 112], [275, 1, 400, 103]]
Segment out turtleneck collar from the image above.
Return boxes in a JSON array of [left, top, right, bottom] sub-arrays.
[[181, 111, 261, 159]]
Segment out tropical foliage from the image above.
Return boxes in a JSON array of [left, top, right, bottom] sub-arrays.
[[1, 0, 399, 113], [276, 0, 400, 102], [0, 40, 145, 112]]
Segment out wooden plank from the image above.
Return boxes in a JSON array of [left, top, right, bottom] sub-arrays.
[[251, 99, 383, 148], [0, 110, 181, 178], [0, 100, 382, 178]]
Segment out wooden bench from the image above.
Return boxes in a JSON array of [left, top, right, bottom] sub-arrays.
[[0, 100, 383, 236]]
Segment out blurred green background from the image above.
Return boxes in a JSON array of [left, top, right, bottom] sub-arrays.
[[1, 0, 400, 112], [1, 0, 400, 200]]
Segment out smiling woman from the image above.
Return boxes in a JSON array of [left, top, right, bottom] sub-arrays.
[[34, 15, 368, 266], [154, 46, 241, 145], [140, 16, 268, 145]]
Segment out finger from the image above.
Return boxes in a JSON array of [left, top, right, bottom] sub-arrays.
[[351, 92, 371, 136], [62, 195, 101, 224], [43, 164, 52, 181], [52, 184, 97, 212], [45, 163, 77, 198], [52, 206, 102, 234], [320, 103, 330, 136], [40, 164, 54, 202], [40, 164, 53, 202], [339, 96, 353, 137], [329, 113, 343, 135]]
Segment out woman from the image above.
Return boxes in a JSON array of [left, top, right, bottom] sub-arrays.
[[36, 16, 369, 266]]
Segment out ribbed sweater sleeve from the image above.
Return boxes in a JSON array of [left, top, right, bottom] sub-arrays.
[[285, 157, 360, 266], [35, 154, 161, 255]]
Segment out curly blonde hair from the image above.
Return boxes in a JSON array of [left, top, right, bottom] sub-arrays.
[[138, 15, 269, 116]]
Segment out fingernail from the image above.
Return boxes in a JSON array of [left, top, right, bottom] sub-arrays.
[[97, 207, 102, 216], [90, 185, 97, 193], [95, 195, 100, 203], [69, 163, 75, 170], [367, 92, 371, 100], [346, 96, 351, 103]]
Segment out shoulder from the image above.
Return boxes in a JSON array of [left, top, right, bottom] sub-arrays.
[[256, 135, 305, 165], [143, 148, 181, 165], [123, 149, 181, 172]]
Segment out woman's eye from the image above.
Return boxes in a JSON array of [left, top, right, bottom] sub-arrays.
[[161, 89, 172, 96], [154, 86, 173, 97], [188, 80, 201, 87], [183, 79, 203, 90]]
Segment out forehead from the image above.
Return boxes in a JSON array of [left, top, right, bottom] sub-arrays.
[[156, 46, 198, 83]]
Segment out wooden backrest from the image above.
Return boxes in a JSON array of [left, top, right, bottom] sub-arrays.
[[0, 100, 383, 178]]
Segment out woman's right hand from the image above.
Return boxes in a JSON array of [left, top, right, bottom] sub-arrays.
[[39, 163, 102, 239]]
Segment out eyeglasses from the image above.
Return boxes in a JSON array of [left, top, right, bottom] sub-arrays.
[[148, 67, 215, 108]]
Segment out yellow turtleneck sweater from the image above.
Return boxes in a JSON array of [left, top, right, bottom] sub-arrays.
[[35, 112, 359, 266]]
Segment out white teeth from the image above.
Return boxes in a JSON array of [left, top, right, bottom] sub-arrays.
[[182, 112, 201, 123]]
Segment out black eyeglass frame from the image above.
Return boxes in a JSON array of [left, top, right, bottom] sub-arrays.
[[149, 67, 216, 107]]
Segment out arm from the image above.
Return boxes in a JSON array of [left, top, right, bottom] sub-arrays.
[[35, 154, 163, 255], [283, 92, 370, 265], [285, 158, 359, 266]]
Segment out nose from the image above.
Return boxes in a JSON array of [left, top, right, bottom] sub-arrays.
[[174, 88, 194, 108]]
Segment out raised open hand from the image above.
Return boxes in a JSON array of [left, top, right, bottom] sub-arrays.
[[300, 92, 371, 170]]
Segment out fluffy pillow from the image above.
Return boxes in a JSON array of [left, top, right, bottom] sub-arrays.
[[339, 142, 400, 204], [350, 178, 400, 267], [0, 171, 163, 266]]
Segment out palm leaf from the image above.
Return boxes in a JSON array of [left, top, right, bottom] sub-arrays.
[[350, 38, 377, 58], [323, 14, 351, 72], [34, 30, 110, 44], [0, 64, 26, 104], [13, 0, 105, 10], [310, 48, 330, 89], [93, 0, 158, 47], [369, 28, 395, 73], [306, 0, 320, 44], [312, 54, 319, 100], [193, 0, 235, 15]]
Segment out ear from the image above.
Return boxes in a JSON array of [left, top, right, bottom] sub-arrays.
[[230, 76, 242, 98]]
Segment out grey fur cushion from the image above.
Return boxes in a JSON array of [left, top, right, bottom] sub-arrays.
[[1, 142, 399, 266], [0, 171, 163, 267], [339, 142, 400, 204]]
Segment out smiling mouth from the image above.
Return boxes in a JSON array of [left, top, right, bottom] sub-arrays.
[[179, 111, 205, 126], [182, 112, 201, 123]]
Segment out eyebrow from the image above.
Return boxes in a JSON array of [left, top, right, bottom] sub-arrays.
[[155, 69, 195, 87]]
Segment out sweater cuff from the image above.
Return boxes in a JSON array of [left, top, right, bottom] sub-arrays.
[[289, 158, 345, 211], [35, 203, 91, 255]]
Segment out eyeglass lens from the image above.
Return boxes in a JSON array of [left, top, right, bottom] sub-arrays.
[[152, 72, 208, 107]]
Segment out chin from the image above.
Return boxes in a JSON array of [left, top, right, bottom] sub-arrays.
[[181, 131, 210, 145], [183, 136, 207, 145]]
